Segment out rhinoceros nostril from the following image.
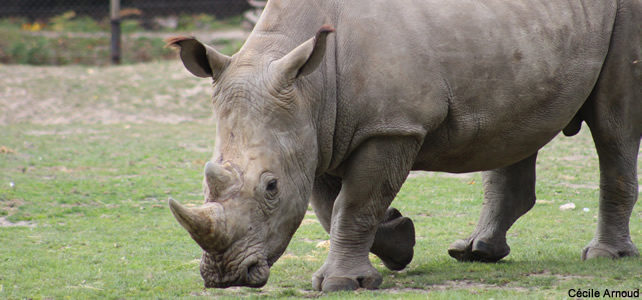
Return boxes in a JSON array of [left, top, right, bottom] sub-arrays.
[[246, 262, 259, 278], [245, 261, 270, 288]]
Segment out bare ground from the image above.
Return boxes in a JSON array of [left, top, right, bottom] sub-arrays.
[[24, 29, 248, 43], [0, 62, 214, 125], [0, 216, 36, 228]]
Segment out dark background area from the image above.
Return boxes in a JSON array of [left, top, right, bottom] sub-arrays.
[[0, 0, 250, 20]]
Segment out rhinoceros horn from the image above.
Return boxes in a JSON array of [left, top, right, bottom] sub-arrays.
[[168, 198, 229, 251], [204, 161, 236, 198]]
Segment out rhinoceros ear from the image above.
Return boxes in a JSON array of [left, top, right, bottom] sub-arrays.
[[273, 25, 334, 81], [165, 36, 231, 79]]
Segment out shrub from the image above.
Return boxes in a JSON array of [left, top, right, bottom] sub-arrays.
[[0, 12, 244, 66], [49, 11, 104, 32]]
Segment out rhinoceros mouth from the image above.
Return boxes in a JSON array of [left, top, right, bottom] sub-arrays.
[[200, 250, 270, 288]]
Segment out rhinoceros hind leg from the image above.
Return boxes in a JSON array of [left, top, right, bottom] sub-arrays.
[[580, 2, 640, 260], [582, 241, 639, 260], [580, 130, 640, 261], [581, 105, 640, 260], [449, 153, 537, 263], [370, 207, 416, 270]]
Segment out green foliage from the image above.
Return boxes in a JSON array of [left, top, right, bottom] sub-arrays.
[[0, 27, 240, 65], [0, 62, 639, 298], [48, 11, 104, 32], [217, 39, 245, 56], [121, 19, 144, 33], [0, 28, 177, 65], [175, 13, 243, 31], [3, 33, 54, 65], [0, 17, 27, 30], [0, 12, 244, 65]]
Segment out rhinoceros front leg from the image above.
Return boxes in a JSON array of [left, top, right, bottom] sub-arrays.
[[311, 175, 416, 272], [449, 153, 537, 262], [312, 137, 420, 292]]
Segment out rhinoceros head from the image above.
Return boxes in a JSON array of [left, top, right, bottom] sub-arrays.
[[166, 26, 333, 288]]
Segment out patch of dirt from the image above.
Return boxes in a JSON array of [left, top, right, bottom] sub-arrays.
[[280, 253, 319, 262], [190, 278, 530, 297], [0, 63, 215, 125], [301, 218, 319, 225], [559, 155, 589, 161], [407, 171, 426, 178], [301, 238, 325, 244], [179, 142, 211, 153], [24, 128, 104, 136], [0, 146, 16, 154], [386, 280, 530, 294], [59, 202, 94, 208], [24, 29, 248, 43], [315, 240, 330, 250], [556, 182, 599, 190], [191, 286, 323, 298], [0, 216, 36, 228], [527, 270, 595, 281], [0, 198, 24, 215]]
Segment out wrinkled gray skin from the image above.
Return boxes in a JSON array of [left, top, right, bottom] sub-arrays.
[[167, 0, 641, 292]]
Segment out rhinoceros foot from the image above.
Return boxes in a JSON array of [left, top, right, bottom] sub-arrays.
[[582, 239, 639, 260], [371, 208, 415, 271], [448, 237, 510, 263], [312, 259, 382, 292]]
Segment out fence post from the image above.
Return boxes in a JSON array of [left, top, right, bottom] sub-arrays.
[[110, 0, 121, 64]]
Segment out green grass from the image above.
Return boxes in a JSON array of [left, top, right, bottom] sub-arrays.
[[0, 13, 245, 65], [0, 61, 640, 299], [0, 27, 243, 65], [2, 13, 243, 33]]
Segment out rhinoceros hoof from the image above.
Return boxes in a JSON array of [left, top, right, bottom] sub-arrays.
[[448, 238, 510, 263], [370, 210, 415, 271], [312, 262, 382, 292], [581, 240, 640, 260]]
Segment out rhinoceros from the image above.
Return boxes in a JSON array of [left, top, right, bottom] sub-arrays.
[[166, 0, 641, 292]]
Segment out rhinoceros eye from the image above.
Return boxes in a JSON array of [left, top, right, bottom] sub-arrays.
[[266, 179, 277, 192], [261, 174, 279, 201], [265, 179, 278, 200]]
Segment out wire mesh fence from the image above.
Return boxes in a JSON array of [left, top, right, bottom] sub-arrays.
[[243, 0, 266, 29], [0, 0, 265, 65], [1, 0, 251, 21]]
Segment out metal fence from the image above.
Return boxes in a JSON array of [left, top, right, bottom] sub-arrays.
[[0, 0, 266, 65], [0, 0, 250, 20], [243, 0, 265, 28]]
